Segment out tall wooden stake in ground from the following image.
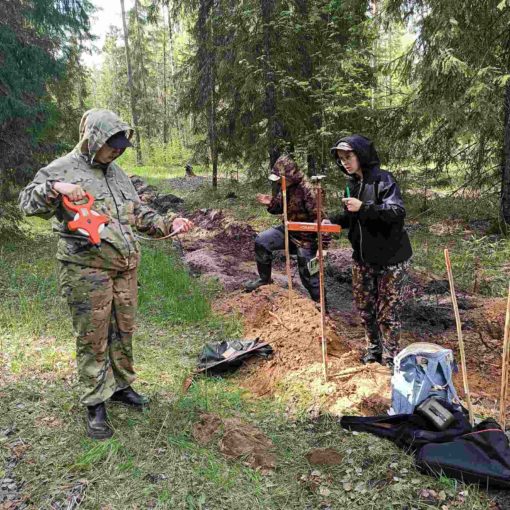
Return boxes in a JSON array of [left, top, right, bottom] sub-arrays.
[[286, 180, 341, 383], [444, 248, 475, 426], [314, 176, 328, 381], [281, 176, 293, 311], [499, 282, 510, 428]]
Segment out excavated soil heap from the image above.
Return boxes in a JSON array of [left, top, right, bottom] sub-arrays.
[[215, 285, 392, 415], [192, 413, 276, 473], [181, 209, 258, 290], [214, 284, 510, 419]]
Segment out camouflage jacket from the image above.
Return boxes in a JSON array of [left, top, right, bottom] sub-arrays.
[[19, 109, 176, 270], [267, 156, 328, 248]]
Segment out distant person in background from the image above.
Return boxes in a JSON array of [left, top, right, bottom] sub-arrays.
[[328, 135, 412, 369], [19, 109, 193, 439], [244, 155, 327, 303]]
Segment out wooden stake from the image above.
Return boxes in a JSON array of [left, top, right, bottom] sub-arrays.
[[499, 282, 510, 428], [315, 176, 328, 382], [281, 175, 293, 312], [444, 248, 474, 426]]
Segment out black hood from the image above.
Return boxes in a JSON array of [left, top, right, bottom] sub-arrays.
[[331, 134, 380, 176]]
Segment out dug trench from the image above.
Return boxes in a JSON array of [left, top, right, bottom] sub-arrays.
[[133, 176, 509, 421]]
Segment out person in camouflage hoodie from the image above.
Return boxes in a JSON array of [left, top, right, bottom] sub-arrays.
[[244, 155, 327, 302], [19, 109, 193, 439]]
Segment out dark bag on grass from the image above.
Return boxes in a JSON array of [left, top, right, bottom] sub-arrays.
[[340, 399, 470, 452], [197, 339, 273, 374], [417, 419, 510, 489]]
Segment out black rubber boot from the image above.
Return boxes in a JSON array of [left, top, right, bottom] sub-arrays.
[[382, 357, 395, 370], [110, 386, 149, 410], [87, 403, 113, 440], [244, 261, 272, 292], [360, 351, 383, 365]]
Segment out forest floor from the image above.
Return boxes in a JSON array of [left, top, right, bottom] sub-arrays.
[[1, 164, 508, 509]]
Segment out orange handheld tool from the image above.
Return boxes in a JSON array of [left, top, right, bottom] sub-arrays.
[[63, 192, 109, 247]]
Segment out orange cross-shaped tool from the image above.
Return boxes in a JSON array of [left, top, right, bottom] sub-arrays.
[[63, 192, 109, 247]]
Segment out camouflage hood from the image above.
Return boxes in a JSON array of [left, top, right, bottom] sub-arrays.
[[75, 109, 133, 162], [270, 155, 304, 185]]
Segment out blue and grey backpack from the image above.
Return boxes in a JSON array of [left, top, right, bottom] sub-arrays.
[[389, 343, 460, 415]]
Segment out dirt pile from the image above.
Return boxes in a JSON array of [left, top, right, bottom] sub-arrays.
[[305, 448, 343, 466], [214, 281, 508, 418], [467, 297, 507, 340], [215, 285, 392, 415], [192, 413, 276, 473], [178, 209, 259, 290], [130, 175, 184, 214]]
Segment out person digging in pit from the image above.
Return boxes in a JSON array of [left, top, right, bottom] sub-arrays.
[[328, 135, 412, 369], [19, 108, 193, 440], [244, 155, 328, 303]]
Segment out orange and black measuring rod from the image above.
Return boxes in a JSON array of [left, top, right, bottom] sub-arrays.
[[287, 222, 341, 234]]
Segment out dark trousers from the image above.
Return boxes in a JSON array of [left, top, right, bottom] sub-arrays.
[[255, 226, 320, 301]]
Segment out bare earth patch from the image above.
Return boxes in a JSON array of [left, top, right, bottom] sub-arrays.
[[192, 413, 276, 473]]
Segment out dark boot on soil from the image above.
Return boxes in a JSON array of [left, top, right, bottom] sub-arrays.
[[382, 357, 395, 371], [86, 403, 113, 440], [360, 351, 383, 365], [244, 261, 272, 292], [110, 386, 149, 410], [244, 278, 272, 292], [310, 291, 329, 313]]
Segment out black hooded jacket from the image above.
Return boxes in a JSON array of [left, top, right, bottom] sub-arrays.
[[329, 134, 412, 266]]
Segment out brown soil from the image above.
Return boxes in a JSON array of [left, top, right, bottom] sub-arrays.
[[192, 413, 223, 445], [192, 413, 276, 473], [305, 448, 343, 466], [219, 417, 276, 473], [215, 285, 393, 415]]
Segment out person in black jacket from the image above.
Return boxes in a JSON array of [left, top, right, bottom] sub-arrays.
[[329, 134, 412, 368]]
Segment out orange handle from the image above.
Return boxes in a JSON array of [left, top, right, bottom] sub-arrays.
[[62, 192, 95, 213]]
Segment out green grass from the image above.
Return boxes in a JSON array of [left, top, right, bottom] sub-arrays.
[[138, 245, 213, 325], [0, 191, 497, 509]]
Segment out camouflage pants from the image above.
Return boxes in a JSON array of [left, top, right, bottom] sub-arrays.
[[352, 259, 410, 362], [59, 262, 137, 406]]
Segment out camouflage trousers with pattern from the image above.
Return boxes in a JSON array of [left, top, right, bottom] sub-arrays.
[[352, 259, 411, 362], [59, 261, 137, 406]]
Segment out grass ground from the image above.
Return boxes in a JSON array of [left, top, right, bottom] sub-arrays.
[[0, 165, 500, 509]]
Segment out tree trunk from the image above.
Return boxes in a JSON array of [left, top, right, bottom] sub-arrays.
[[501, 78, 510, 224], [295, 0, 319, 175], [501, 26, 510, 225], [167, 1, 181, 144], [120, 0, 143, 165], [261, 0, 280, 168], [133, 0, 150, 140], [162, 6, 168, 146], [197, 0, 218, 189], [370, 0, 378, 110], [209, 0, 218, 189]]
